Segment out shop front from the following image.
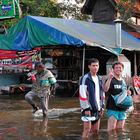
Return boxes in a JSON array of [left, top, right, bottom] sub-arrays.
[[41, 46, 82, 97]]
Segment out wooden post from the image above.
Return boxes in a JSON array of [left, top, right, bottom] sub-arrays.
[[134, 51, 137, 76]]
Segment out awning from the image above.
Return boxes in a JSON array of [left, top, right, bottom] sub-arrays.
[[0, 16, 140, 53]]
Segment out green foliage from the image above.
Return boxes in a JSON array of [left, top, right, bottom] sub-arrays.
[[2, 0, 91, 29], [1, 0, 138, 29], [116, 0, 136, 21], [20, 0, 61, 17], [58, 2, 91, 21], [2, 0, 62, 28]]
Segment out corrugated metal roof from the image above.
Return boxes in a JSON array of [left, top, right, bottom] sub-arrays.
[[0, 16, 140, 52]]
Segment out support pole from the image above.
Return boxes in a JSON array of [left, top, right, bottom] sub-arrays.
[[114, 19, 122, 48], [134, 51, 137, 76], [82, 46, 85, 76]]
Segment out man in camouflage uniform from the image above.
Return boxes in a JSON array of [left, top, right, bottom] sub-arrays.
[[25, 62, 56, 117]]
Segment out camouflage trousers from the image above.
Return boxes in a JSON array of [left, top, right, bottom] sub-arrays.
[[25, 90, 49, 116]]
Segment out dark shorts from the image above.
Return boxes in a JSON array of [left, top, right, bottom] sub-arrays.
[[82, 110, 100, 124]]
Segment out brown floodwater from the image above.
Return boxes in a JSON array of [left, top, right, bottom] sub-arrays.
[[0, 95, 140, 140]]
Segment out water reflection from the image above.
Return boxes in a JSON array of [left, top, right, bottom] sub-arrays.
[[0, 126, 22, 140], [27, 118, 51, 139], [0, 96, 140, 139]]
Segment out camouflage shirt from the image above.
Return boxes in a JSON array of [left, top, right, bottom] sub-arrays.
[[32, 69, 56, 97]]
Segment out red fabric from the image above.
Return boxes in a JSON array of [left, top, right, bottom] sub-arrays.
[[129, 32, 140, 39], [133, 76, 140, 87], [79, 94, 87, 101]]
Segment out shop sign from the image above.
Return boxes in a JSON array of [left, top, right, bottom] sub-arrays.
[[48, 49, 64, 56]]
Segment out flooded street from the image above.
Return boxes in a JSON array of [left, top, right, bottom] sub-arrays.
[[0, 95, 140, 140]]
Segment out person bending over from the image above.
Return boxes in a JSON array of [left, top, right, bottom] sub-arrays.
[[25, 62, 56, 117]]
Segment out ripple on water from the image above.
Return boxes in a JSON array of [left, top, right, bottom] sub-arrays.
[[0, 97, 140, 139]]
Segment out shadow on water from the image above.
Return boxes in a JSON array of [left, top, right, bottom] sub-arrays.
[[0, 95, 140, 140]]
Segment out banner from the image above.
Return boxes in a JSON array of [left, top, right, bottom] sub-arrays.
[[0, 48, 41, 71], [133, 76, 140, 95]]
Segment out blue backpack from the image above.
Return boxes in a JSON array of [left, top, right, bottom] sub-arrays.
[[112, 79, 133, 110]]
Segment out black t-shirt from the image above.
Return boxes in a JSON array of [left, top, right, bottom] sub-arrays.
[[106, 77, 126, 111]]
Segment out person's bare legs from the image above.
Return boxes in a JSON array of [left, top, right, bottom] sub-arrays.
[[91, 119, 100, 134], [107, 116, 117, 131], [107, 129, 118, 140], [116, 120, 125, 130], [82, 121, 91, 139]]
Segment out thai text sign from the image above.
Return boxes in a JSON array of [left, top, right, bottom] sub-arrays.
[[0, 0, 15, 19]]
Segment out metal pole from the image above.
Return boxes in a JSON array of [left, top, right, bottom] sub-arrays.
[[114, 19, 122, 48], [82, 46, 85, 76]]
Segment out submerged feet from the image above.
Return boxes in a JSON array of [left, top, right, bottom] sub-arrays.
[[32, 106, 39, 113], [32, 106, 47, 118], [43, 111, 47, 118]]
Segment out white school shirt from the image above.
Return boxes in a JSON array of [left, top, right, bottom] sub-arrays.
[[92, 75, 101, 111]]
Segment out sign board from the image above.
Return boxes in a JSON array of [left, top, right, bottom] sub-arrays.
[[14, 0, 21, 18], [0, 48, 41, 72], [0, 0, 20, 19], [133, 76, 140, 95]]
